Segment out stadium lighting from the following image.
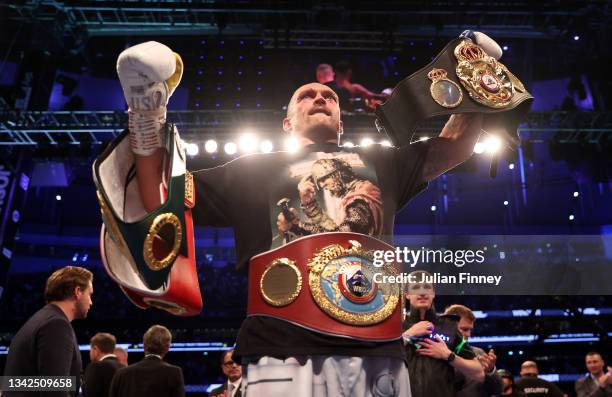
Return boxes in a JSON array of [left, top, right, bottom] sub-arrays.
[[224, 142, 237, 155], [185, 143, 199, 156], [260, 140, 273, 153], [484, 136, 502, 153], [239, 133, 258, 153], [473, 142, 485, 154], [360, 138, 374, 147], [285, 137, 300, 153], [204, 140, 218, 153]]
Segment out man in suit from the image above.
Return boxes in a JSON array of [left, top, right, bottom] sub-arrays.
[[208, 349, 243, 397], [445, 304, 503, 397], [109, 325, 184, 397], [575, 352, 612, 397], [3, 266, 94, 397], [83, 332, 125, 397]]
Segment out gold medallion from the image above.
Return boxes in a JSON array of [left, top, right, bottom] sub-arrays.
[[143, 213, 183, 271], [260, 258, 302, 307], [308, 240, 399, 326], [454, 40, 514, 108], [427, 68, 463, 108]]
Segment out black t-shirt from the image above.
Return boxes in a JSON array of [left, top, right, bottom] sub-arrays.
[[403, 307, 476, 397], [192, 140, 430, 358], [515, 377, 564, 397]]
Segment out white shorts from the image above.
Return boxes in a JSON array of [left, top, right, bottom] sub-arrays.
[[242, 355, 411, 397]]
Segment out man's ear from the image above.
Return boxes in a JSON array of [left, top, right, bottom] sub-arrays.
[[283, 117, 292, 133]]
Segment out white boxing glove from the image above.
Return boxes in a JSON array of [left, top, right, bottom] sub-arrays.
[[460, 30, 503, 60], [117, 41, 183, 156]]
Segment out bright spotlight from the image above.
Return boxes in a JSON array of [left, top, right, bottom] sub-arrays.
[[509, 163, 515, 170], [285, 137, 300, 153], [224, 142, 237, 155], [503, 200, 509, 206], [380, 140, 392, 147], [573, 35, 580, 41], [343, 141, 355, 148], [430, 205, 436, 212], [484, 136, 502, 153], [569, 214, 575, 221], [473, 142, 485, 154], [239, 133, 258, 153], [573, 191, 579, 198], [360, 138, 374, 147], [260, 140, 273, 153], [204, 140, 218, 153], [56, 194, 62, 201], [186, 143, 199, 156]]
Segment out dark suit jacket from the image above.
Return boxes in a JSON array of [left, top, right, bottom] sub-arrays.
[[455, 346, 503, 397], [208, 380, 242, 397], [3, 304, 82, 397], [83, 356, 125, 397], [575, 375, 612, 397], [109, 355, 184, 397]]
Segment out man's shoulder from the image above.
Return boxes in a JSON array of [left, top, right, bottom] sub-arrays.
[[208, 384, 226, 396]]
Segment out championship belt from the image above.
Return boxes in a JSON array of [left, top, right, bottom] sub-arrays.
[[248, 232, 403, 341], [375, 37, 533, 150], [93, 123, 202, 316]]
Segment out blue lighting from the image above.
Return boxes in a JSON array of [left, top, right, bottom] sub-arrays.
[[238, 70, 243, 75], [200, 40, 206, 45], [240, 40, 244, 45], [197, 70, 203, 75], [257, 71, 262, 76], [235, 102, 240, 108], [239, 55, 244, 60], [218, 71, 223, 76], [256, 103, 261, 108], [196, 85, 201, 91], [259, 40, 263, 45], [257, 55, 263, 60], [236, 86, 241, 91], [410, 41, 414, 46], [428, 41, 432, 46], [82, 254, 88, 262], [72, 253, 78, 262], [411, 56, 416, 61], [220, 40, 225, 45], [216, 86, 221, 91], [219, 55, 224, 60], [199, 55, 204, 60], [394, 71, 399, 76], [215, 103, 220, 108], [502, 45, 509, 51], [297, 41, 302, 46], [257, 86, 262, 91]]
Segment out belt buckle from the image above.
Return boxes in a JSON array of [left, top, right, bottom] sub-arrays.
[[308, 239, 400, 325]]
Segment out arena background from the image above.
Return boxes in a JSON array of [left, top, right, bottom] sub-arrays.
[[0, 1, 611, 395]]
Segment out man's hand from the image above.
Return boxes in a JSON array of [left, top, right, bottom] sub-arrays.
[[298, 175, 317, 206], [404, 321, 434, 338], [117, 41, 182, 157], [277, 208, 298, 233], [598, 366, 612, 387], [417, 336, 452, 360], [477, 349, 497, 373]]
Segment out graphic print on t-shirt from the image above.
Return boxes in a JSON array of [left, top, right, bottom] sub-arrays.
[[269, 150, 383, 248]]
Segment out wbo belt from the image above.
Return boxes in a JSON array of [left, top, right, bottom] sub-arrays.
[[247, 232, 403, 341], [375, 37, 533, 151]]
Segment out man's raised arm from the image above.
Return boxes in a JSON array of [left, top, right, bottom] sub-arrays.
[[116, 41, 183, 212]]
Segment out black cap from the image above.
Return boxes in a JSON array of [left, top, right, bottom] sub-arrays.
[[497, 369, 513, 380]]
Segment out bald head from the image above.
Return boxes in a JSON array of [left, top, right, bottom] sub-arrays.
[[520, 361, 539, 377], [283, 83, 342, 145]]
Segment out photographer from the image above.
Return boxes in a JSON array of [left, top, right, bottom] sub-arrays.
[[403, 270, 484, 397]]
